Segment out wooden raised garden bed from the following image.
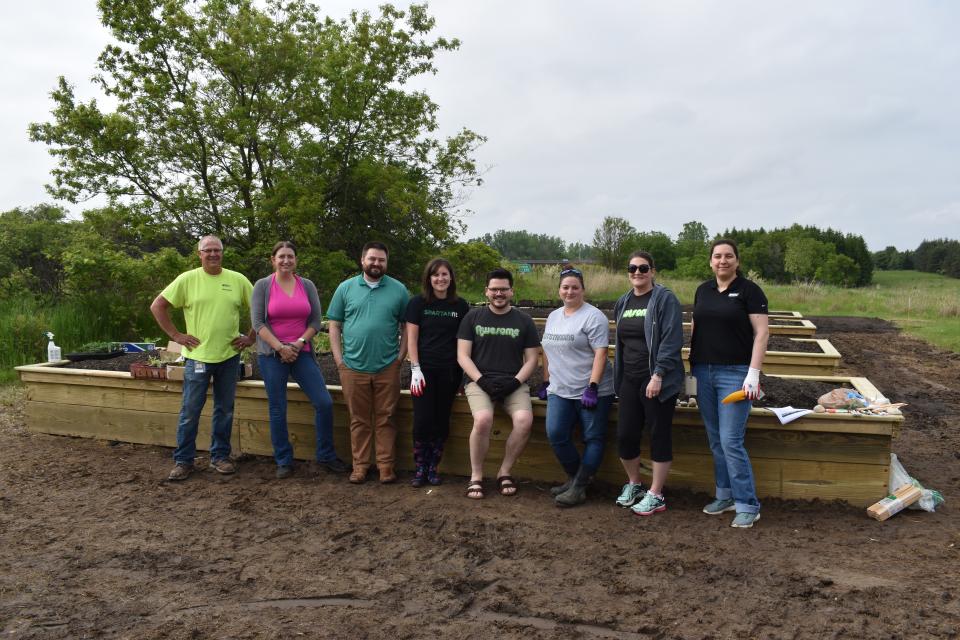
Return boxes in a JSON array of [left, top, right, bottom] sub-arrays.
[[17, 362, 899, 506], [532, 316, 818, 337]]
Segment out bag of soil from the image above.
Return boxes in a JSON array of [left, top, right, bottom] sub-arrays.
[[818, 388, 868, 410]]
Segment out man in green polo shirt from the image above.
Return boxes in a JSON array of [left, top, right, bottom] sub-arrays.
[[328, 241, 409, 484], [151, 235, 254, 481]]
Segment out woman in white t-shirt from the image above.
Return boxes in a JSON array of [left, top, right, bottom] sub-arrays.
[[538, 267, 615, 507]]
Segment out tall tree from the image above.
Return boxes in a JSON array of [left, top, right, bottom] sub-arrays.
[[30, 0, 483, 280], [592, 216, 636, 269]]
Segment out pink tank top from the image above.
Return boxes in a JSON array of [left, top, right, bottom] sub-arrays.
[[267, 275, 311, 351]]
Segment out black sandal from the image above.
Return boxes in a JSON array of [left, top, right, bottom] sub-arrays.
[[465, 481, 484, 500], [496, 475, 518, 497]]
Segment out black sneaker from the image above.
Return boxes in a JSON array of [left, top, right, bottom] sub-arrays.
[[317, 458, 349, 474], [276, 464, 293, 479]]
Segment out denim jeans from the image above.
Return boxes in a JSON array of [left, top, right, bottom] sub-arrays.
[[258, 352, 337, 466], [174, 355, 240, 465], [545, 393, 614, 477], [692, 363, 760, 514]]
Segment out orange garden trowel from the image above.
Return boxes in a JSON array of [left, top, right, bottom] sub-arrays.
[[721, 388, 765, 404]]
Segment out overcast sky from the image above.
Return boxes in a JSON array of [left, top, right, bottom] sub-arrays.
[[3, 1, 959, 251]]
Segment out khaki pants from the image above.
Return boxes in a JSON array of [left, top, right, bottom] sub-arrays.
[[338, 360, 401, 471]]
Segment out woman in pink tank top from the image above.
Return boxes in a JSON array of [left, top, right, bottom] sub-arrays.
[[251, 241, 348, 479]]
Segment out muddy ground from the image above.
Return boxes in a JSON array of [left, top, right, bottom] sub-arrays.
[[1, 315, 959, 639]]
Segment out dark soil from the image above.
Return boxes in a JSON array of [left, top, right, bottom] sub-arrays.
[[3, 315, 959, 639]]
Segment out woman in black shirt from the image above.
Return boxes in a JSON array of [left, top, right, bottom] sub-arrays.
[[689, 239, 769, 528], [405, 258, 470, 487]]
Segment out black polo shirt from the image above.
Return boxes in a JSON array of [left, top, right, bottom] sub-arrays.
[[689, 276, 767, 365]]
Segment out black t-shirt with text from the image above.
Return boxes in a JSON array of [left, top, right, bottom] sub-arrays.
[[457, 306, 541, 378], [690, 276, 768, 365], [617, 291, 651, 381], [405, 295, 471, 369]]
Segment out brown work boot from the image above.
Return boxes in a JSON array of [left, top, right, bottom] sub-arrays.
[[168, 463, 193, 481], [378, 465, 397, 484], [349, 465, 369, 484], [210, 458, 237, 475]]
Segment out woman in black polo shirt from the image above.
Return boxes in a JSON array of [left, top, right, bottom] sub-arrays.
[[689, 239, 769, 528], [405, 258, 470, 487]]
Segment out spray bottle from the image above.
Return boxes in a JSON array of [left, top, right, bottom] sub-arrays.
[[45, 332, 62, 362]]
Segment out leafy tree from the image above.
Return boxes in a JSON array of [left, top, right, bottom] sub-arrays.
[[673, 255, 712, 281], [476, 230, 566, 260], [444, 241, 503, 291], [914, 239, 960, 277], [628, 231, 676, 270], [29, 0, 483, 285], [816, 254, 860, 287], [740, 235, 786, 282], [565, 242, 595, 262], [676, 220, 710, 259], [784, 236, 833, 282], [592, 216, 636, 269], [0, 205, 74, 298]]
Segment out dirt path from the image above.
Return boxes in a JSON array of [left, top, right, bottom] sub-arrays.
[[1, 317, 959, 639]]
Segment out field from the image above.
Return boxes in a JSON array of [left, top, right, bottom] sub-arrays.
[[505, 268, 960, 353], [0, 315, 958, 639]]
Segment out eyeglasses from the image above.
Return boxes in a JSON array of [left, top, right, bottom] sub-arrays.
[[627, 264, 651, 274], [486, 287, 511, 294], [559, 268, 582, 278], [200, 248, 223, 254]]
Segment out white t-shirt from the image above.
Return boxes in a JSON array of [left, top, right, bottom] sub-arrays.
[[541, 303, 614, 399]]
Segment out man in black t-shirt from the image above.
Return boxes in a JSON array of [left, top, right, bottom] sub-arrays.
[[457, 268, 541, 499]]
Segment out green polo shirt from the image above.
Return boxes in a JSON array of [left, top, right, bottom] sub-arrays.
[[327, 274, 410, 373], [159, 267, 253, 363]]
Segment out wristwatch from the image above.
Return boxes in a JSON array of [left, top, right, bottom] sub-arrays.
[[295, 337, 306, 345]]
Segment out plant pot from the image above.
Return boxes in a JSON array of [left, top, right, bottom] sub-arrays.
[[130, 363, 167, 380]]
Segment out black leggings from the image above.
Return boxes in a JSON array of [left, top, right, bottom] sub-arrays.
[[617, 374, 676, 462], [411, 366, 462, 442]]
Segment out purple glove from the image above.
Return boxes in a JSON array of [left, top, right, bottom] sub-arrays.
[[536, 381, 549, 401], [581, 383, 598, 409]]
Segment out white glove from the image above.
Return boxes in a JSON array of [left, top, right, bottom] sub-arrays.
[[410, 364, 426, 397], [742, 367, 761, 400]]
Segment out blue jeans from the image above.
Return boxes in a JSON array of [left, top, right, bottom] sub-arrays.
[[174, 355, 240, 465], [692, 363, 760, 514], [258, 352, 337, 466], [545, 393, 614, 477]]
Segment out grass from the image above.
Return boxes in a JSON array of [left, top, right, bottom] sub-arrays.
[[511, 267, 960, 353], [0, 296, 133, 384]]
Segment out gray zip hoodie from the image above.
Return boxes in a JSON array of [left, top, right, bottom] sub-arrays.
[[613, 283, 684, 402]]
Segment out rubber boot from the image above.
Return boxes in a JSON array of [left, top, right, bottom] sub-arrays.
[[555, 467, 592, 508], [411, 441, 428, 488], [427, 439, 444, 486], [550, 476, 574, 496]]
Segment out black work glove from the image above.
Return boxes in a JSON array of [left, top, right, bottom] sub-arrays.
[[492, 376, 522, 400], [476, 376, 498, 398]]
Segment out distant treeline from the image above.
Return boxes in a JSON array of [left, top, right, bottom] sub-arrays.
[[476, 218, 874, 287], [873, 239, 960, 278]]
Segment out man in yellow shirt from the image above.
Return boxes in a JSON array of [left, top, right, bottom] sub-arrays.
[[151, 236, 255, 481]]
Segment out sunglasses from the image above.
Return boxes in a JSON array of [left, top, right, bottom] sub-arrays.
[[559, 268, 582, 278], [627, 264, 651, 274]]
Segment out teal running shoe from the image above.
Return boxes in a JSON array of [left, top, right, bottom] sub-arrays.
[[631, 491, 666, 516], [615, 483, 645, 507]]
